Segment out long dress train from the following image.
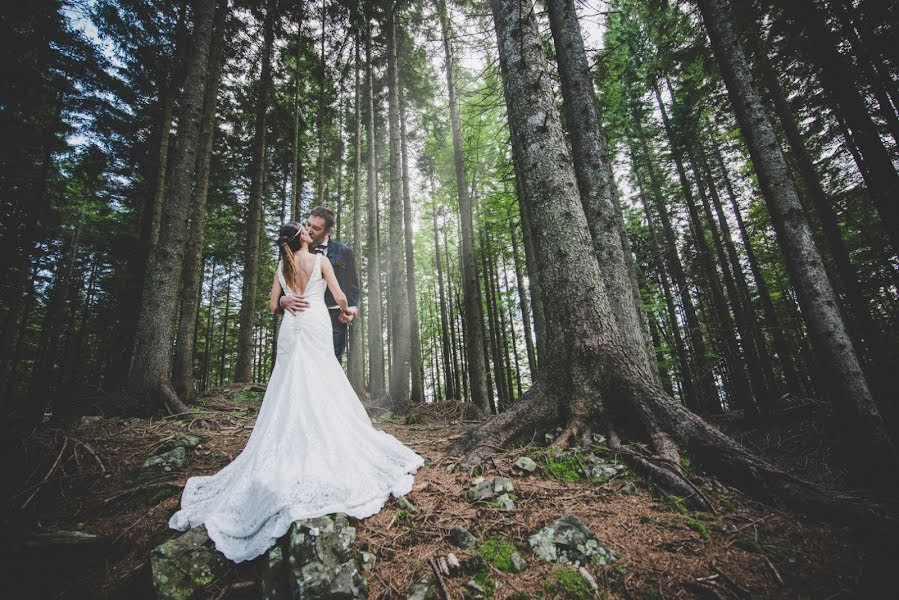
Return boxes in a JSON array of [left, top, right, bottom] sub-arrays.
[[168, 253, 424, 563]]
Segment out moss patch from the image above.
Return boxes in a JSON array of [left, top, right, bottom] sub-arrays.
[[734, 534, 763, 553], [477, 538, 518, 572], [544, 451, 583, 481], [541, 567, 595, 599], [684, 517, 710, 541]]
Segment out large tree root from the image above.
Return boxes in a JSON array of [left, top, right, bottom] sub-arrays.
[[449, 380, 899, 537]]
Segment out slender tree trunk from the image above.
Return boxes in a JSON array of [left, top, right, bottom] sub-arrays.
[[432, 198, 456, 400], [481, 229, 507, 410], [510, 221, 536, 377], [173, 0, 227, 401], [384, 0, 410, 409], [234, 0, 275, 382], [697, 0, 899, 485], [517, 180, 545, 366], [316, 0, 326, 205], [399, 81, 423, 403], [347, 34, 365, 390], [438, 0, 490, 411], [218, 265, 233, 386], [291, 3, 305, 222], [201, 257, 217, 391], [364, 22, 385, 400], [127, 0, 216, 413]]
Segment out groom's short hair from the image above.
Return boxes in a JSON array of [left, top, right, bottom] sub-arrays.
[[309, 206, 336, 231]]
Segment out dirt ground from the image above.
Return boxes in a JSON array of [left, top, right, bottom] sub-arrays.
[[2, 388, 894, 599]]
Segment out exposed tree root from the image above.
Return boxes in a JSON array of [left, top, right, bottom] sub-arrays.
[[548, 416, 592, 450], [449, 378, 899, 538]]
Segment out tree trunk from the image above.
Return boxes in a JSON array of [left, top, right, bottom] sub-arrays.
[[510, 221, 537, 377], [432, 197, 456, 400], [234, 0, 275, 382], [385, 0, 410, 409], [399, 80, 423, 403], [172, 0, 227, 401], [127, 0, 216, 414], [438, 0, 491, 411], [347, 33, 365, 391], [697, 0, 898, 486], [364, 21, 385, 400], [546, 0, 657, 380], [291, 2, 306, 222], [451, 0, 899, 533]]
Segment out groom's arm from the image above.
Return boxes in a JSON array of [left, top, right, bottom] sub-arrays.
[[344, 248, 360, 308]]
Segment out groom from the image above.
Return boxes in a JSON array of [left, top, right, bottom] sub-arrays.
[[279, 206, 359, 361]]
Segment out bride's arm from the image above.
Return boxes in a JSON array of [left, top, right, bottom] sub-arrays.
[[269, 270, 283, 313], [321, 258, 351, 313]]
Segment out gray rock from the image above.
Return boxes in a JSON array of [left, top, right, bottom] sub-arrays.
[[513, 456, 538, 473], [143, 446, 187, 472], [448, 525, 477, 549], [619, 482, 637, 496], [509, 552, 528, 573], [462, 555, 488, 574], [578, 566, 599, 593], [373, 410, 394, 423], [494, 493, 515, 511], [406, 573, 435, 600], [261, 543, 289, 600], [446, 553, 461, 573], [467, 476, 515, 503], [528, 514, 618, 567], [286, 514, 368, 598], [395, 496, 417, 513], [153, 434, 203, 456], [591, 433, 606, 445], [150, 526, 229, 600], [465, 580, 487, 599], [360, 551, 377, 571], [79, 415, 102, 426]]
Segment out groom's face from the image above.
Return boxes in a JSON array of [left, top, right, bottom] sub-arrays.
[[307, 216, 330, 246]]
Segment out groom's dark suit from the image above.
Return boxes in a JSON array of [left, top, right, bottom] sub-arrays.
[[312, 239, 359, 362]]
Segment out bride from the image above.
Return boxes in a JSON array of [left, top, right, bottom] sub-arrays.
[[168, 221, 424, 563]]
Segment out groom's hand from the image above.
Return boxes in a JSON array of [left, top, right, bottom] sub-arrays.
[[280, 295, 311, 314], [339, 307, 358, 324]]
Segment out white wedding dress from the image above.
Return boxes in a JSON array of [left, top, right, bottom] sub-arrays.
[[168, 253, 424, 563]]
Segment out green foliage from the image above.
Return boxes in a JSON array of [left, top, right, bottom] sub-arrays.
[[683, 517, 710, 541], [541, 567, 595, 600], [543, 450, 584, 482], [476, 538, 518, 572], [733, 534, 763, 553]]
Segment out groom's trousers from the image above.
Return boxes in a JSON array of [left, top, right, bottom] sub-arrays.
[[328, 308, 348, 362]]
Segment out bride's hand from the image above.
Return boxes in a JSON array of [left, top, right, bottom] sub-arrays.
[[339, 306, 357, 324]]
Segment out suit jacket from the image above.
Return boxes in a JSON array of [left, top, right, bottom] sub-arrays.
[[321, 239, 359, 309]]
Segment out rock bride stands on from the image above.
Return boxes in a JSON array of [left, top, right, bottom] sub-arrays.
[[168, 219, 424, 563]]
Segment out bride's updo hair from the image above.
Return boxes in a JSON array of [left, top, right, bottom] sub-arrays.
[[277, 222, 305, 293]]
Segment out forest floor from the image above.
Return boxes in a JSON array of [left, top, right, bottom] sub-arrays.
[[2, 386, 894, 599]]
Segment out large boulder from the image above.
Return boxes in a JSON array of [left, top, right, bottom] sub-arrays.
[[150, 526, 229, 600], [528, 514, 617, 566], [285, 514, 368, 599]]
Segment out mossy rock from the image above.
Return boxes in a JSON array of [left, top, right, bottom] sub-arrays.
[[477, 538, 519, 572], [542, 568, 594, 600], [150, 526, 229, 600], [152, 434, 203, 456], [683, 517, 710, 541]]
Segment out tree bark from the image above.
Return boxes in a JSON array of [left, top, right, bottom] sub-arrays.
[[173, 0, 228, 401], [697, 0, 898, 485], [291, 2, 306, 222], [127, 0, 216, 413], [364, 20, 385, 400], [432, 197, 456, 400], [438, 0, 491, 411], [510, 221, 536, 377], [347, 32, 365, 391], [546, 0, 657, 380], [385, 0, 411, 409], [234, 0, 275, 382]]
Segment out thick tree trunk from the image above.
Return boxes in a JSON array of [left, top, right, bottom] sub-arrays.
[[448, 0, 899, 535], [127, 0, 216, 414], [347, 34, 365, 391], [546, 0, 657, 380], [364, 23, 385, 400], [385, 0, 410, 410], [234, 0, 275, 382], [172, 0, 227, 401], [438, 0, 491, 412], [697, 0, 898, 486]]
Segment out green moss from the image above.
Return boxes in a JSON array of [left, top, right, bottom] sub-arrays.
[[638, 515, 653, 525], [507, 593, 530, 600], [477, 538, 517, 572], [664, 495, 689, 515], [718, 498, 737, 513], [544, 453, 583, 481], [680, 454, 693, 473], [424, 587, 437, 600], [684, 517, 710, 541], [473, 569, 495, 598], [543, 567, 594, 600], [693, 511, 716, 522], [144, 484, 181, 505], [733, 534, 763, 553]]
